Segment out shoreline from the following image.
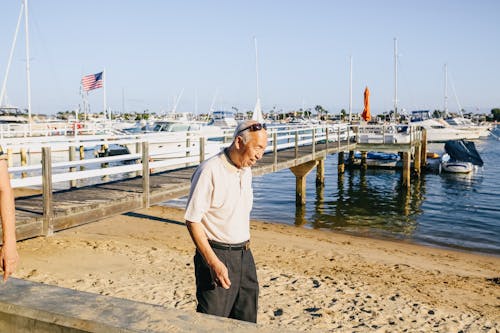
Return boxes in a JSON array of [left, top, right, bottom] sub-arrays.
[[14, 205, 500, 332]]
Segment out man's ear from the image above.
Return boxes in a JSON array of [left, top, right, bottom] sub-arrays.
[[234, 136, 243, 150]]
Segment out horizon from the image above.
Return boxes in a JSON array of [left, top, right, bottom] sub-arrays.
[[1, 1, 499, 116]]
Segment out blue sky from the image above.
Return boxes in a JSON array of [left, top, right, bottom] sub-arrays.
[[1, 0, 499, 116]]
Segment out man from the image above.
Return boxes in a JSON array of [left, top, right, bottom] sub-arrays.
[[185, 120, 267, 323], [0, 146, 19, 282]]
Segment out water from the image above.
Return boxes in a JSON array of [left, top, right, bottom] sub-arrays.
[[250, 132, 500, 255]]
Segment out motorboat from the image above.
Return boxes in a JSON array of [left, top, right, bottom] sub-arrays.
[[410, 110, 481, 142], [440, 140, 483, 174]]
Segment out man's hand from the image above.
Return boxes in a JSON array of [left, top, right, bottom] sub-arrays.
[[210, 259, 231, 289], [0, 241, 19, 282]]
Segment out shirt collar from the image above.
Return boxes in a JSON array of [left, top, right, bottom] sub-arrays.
[[220, 148, 246, 173]]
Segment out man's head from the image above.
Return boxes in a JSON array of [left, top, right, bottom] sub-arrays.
[[229, 120, 268, 168]]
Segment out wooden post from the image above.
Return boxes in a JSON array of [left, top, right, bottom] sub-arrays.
[[186, 133, 191, 168], [402, 151, 411, 190], [273, 132, 278, 171], [136, 138, 142, 177], [142, 142, 150, 208], [294, 131, 298, 159], [413, 145, 421, 178], [79, 145, 85, 171], [311, 128, 316, 159], [316, 158, 325, 187], [361, 151, 368, 169], [325, 127, 329, 151], [338, 151, 345, 174], [69, 146, 77, 188], [20, 148, 27, 178], [6, 148, 13, 178], [420, 128, 427, 167], [42, 147, 53, 236], [348, 150, 355, 167], [199, 137, 205, 164], [100, 144, 109, 181], [290, 160, 317, 206], [337, 126, 341, 151]]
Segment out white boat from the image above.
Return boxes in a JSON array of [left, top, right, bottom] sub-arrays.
[[441, 154, 473, 173], [410, 110, 481, 142], [441, 64, 491, 138], [440, 140, 483, 174]]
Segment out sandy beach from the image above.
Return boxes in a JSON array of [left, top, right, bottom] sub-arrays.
[[13, 205, 500, 332]]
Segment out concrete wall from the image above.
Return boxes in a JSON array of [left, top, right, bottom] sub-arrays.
[[0, 278, 277, 333]]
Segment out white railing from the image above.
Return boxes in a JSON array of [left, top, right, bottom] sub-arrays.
[[7, 125, 353, 188], [7, 124, 422, 190]]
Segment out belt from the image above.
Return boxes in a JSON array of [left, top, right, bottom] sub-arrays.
[[209, 240, 250, 251]]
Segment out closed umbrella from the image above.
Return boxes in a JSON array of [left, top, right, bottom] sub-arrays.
[[362, 86, 371, 122]]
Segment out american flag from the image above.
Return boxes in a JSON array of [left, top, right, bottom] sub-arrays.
[[81, 71, 103, 92]]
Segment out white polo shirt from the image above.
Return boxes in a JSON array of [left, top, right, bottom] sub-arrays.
[[184, 150, 253, 244]]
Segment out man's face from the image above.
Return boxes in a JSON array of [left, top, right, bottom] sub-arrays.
[[237, 130, 268, 168]]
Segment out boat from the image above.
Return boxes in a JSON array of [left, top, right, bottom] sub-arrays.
[[441, 64, 492, 138], [440, 139, 483, 174], [347, 151, 400, 168], [410, 110, 481, 142]]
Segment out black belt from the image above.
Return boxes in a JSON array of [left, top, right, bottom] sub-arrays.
[[209, 240, 250, 251]]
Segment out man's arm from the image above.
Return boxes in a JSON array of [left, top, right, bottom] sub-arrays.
[[186, 221, 231, 289], [0, 160, 19, 282]]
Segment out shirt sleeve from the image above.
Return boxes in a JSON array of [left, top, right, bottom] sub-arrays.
[[184, 166, 213, 223]]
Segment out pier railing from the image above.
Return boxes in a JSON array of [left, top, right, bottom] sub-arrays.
[[7, 124, 423, 190]]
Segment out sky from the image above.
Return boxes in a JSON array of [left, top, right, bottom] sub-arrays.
[[0, 0, 499, 116]]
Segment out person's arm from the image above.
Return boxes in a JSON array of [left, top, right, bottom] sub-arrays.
[[0, 160, 18, 282], [186, 221, 231, 289]]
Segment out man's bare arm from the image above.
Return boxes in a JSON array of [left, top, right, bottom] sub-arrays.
[[0, 160, 18, 282]]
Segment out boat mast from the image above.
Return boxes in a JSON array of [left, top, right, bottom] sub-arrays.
[[348, 55, 352, 123], [0, 3, 24, 108], [24, 0, 32, 132], [393, 38, 398, 122], [444, 63, 448, 115]]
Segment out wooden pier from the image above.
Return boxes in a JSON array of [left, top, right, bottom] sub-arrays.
[[5, 124, 426, 242]]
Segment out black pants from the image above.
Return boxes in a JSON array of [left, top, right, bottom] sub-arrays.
[[194, 247, 259, 323]]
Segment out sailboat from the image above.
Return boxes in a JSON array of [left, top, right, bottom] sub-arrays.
[[251, 37, 265, 124], [442, 64, 492, 138]]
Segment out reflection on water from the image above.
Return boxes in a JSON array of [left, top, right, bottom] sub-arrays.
[[305, 168, 423, 239]]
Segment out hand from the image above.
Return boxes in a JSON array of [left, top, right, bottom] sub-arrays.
[[1, 242, 19, 282], [210, 259, 231, 289]]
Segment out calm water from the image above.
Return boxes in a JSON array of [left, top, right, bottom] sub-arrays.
[[250, 131, 500, 256]]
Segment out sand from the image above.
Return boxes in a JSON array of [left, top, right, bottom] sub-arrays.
[[13, 206, 500, 332]]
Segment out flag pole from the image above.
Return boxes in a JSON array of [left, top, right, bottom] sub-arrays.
[[103, 68, 107, 121]]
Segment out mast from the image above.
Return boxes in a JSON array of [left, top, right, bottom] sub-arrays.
[[24, 0, 32, 132], [348, 55, 352, 123], [444, 63, 448, 114], [0, 3, 24, 108], [393, 38, 398, 122], [254, 36, 260, 105]]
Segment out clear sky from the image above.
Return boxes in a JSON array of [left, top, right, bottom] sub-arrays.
[[1, 0, 499, 116]]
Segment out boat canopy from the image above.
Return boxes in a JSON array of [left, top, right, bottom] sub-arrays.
[[444, 140, 484, 166]]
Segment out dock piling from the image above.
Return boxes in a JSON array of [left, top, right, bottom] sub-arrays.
[[290, 161, 318, 206], [42, 147, 54, 236]]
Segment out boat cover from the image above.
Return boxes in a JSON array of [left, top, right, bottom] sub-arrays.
[[444, 140, 484, 166]]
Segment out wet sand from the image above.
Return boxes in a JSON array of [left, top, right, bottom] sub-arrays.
[[14, 205, 500, 332]]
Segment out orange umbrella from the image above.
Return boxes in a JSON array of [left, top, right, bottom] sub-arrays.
[[362, 86, 371, 122]]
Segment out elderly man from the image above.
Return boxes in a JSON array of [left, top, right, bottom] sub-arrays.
[[0, 146, 19, 282], [185, 120, 267, 323]]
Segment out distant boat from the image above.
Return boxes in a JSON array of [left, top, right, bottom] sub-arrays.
[[410, 110, 481, 142]]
